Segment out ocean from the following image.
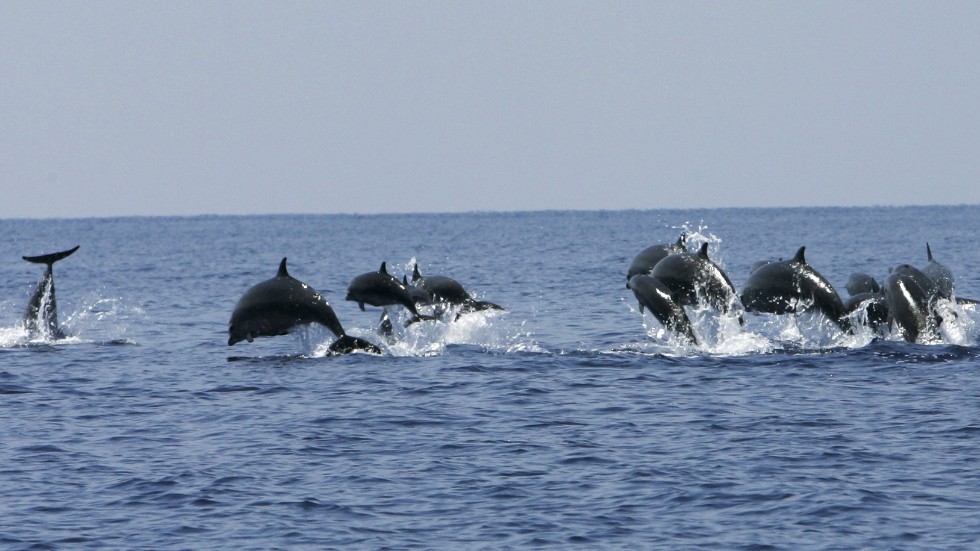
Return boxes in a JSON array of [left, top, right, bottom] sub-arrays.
[[1, 206, 978, 549]]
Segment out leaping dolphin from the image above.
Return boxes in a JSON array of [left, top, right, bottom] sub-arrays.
[[740, 246, 852, 333], [411, 264, 503, 314], [626, 234, 686, 286], [22, 245, 79, 339], [921, 243, 955, 298], [228, 258, 381, 354], [882, 272, 941, 343], [627, 274, 698, 344], [345, 262, 433, 324], [649, 243, 744, 322]]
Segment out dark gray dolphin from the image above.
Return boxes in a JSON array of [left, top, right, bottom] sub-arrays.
[[345, 262, 432, 323], [626, 234, 686, 286], [228, 258, 381, 354], [844, 292, 889, 329], [627, 274, 698, 344], [846, 273, 881, 296], [740, 246, 852, 333], [921, 243, 955, 298], [411, 264, 504, 313], [402, 275, 433, 306], [649, 243, 743, 322], [892, 264, 947, 302], [882, 272, 940, 343], [22, 245, 79, 339]]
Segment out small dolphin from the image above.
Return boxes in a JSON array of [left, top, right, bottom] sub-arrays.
[[346, 262, 432, 323], [626, 234, 686, 286], [627, 274, 698, 344], [22, 245, 79, 339], [740, 247, 852, 333], [411, 264, 504, 314], [650, 243, 743, 322], [402, 275, 433, 306], [921, 243, 955, 298], [844, 292, 889, 329], [228, 258, 380, 354], [846, 273, 881, 296]]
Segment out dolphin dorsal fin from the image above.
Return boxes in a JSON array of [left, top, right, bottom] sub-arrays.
[[379, 262, 388, 274], [698, 243, 709, 259], [676, 234, 686, 247], [793, 247, 806, 264], [403, 275, 409, 285], [927, 243, 933, 261], [412, 264, 422, 281], [277, 257, 289, 277]]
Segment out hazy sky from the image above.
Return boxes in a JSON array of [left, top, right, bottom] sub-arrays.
[[2, 1, 978, 219]]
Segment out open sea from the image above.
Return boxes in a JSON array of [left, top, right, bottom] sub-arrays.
[[1, 206, 979, 550]]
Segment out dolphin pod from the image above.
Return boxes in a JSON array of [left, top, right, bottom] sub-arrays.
[[627, 239, 977, 344], [7, 239, 975, 352]]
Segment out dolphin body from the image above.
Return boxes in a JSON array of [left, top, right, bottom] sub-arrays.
[[228, 258, 380, 354], [345, 262, 432, 324], [627, 274, 698, 344], [626, 234, 687, 286], [740, 246, 852, 333], [846, 273, 881, 296], [882, 272, 941, 343], [22, 245, 79, 339], [402, 275, 433, 306], [649, 243, 744, 322], [411, 264, 503, 314], [921, 243, 954, 298]]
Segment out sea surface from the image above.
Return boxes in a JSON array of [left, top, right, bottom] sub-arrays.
[[1, 206, 979, 550]]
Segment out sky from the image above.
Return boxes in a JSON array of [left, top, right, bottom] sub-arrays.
[[2, 1, 979, 219]]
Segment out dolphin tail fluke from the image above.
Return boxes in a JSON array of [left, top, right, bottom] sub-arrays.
[[329, 335, 382, 354], [23, 245, 79, 266]]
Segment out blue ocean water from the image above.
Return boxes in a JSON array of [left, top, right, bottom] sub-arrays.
[[1, 206, 978, 549]]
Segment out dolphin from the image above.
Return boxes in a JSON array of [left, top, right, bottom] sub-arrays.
[[882, 272, 940, 343], [892, 264, 947, 302], [345, 262, 433, 323], [402, 275, 433, 306], [921, 243, 954, 298], [228, 258, 381, 354], [627, 274, 698, 344], [844, 292, 889, 329], [649, 243, 743, 322], [22, 245, 79, 339], [740, 246, 852, 333], [411, 264, 504, 313], [626, 234, 686, 286], [845, 273, 881, 296]]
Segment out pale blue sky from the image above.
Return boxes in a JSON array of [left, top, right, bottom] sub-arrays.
[[2, 1, 978, 219]]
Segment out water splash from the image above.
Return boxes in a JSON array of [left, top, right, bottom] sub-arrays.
[[306, 305, 542, 358], [0, 293, 144, 348]]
